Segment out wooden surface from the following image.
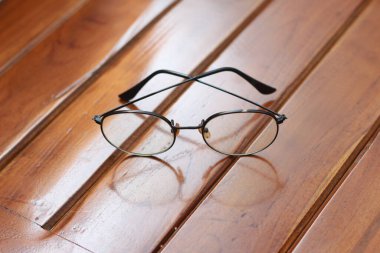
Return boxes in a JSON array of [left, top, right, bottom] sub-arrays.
[[0, 0, 379, 252], [293, 131, 380, 253], [0, 206, 88, 252], [0, 0, 86, 73]]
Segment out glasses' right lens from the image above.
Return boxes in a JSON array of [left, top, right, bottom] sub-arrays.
[[203, 112, 278, 155], [101, 112, 175, 155]]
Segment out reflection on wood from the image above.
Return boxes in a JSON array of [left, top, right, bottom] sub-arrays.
[[0, 0, 175, 166], [0, 0, 86, 72]]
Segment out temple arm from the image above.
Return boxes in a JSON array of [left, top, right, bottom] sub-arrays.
[[103, 68, 282, 120], [119, 67, 276, 101]]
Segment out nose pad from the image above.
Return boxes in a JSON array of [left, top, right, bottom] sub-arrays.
[[198, 120, 205, 134], [174, 123, 180, 136], [203, 127, 211, 139], [171, 120, 180, 136]]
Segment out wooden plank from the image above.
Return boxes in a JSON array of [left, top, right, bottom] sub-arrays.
[[161, 1, 380, 252], [0, 0, 86, 72], [0, 0, 267, 230], [50, 0, 368, 252], [0, 0, 175, 166], [0, 206, 88, 252], [293, 131, 380, 253]]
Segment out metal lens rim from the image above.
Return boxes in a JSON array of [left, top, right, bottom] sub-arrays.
[[202, 110, 279, 156], [100, 110, 176, 156]]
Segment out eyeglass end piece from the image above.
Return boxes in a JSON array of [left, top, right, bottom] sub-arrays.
[[277, 114, 287, 124], [93, 115, 102, 124]]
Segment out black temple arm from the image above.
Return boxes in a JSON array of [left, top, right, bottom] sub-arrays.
[[197, 67, 276, 94], [119, 70, 190, 101], [119, 67, 275, 101]]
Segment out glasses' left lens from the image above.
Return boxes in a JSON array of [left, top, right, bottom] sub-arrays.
[[203, 111, 278, 155], [101, 112, 175, 155]]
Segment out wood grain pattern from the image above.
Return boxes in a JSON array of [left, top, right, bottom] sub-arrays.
[[0, 0, 86, 72], [0, 206, 88, 252], [293, 131, 380, 253], [0, 0, 175, 166], [0, 0, 267, 231], [161, 1, 380, 252], [48, 0, 367, 252]]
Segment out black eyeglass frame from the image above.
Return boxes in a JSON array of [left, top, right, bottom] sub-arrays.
[[93, 67, 287, 156]]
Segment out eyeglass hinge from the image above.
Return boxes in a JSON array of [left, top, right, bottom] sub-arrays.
[[277, 114, 287, 124], [93, 115, 102, 124]]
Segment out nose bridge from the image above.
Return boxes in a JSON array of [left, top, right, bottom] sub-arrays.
[[176, 125, 201, 130], [171, 120, 211, 138], [171, 119, 205, 130]]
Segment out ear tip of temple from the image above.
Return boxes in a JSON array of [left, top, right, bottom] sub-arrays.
[[118, 91, 133, 101], [251, 79, 276, 94], [119, 79, 147, 101], [245, 74, 276, 94], [260, 85, 276, 94]]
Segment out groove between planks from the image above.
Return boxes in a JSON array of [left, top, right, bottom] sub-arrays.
[[287, 120, 380, 253], [0, 206, 92, 252], [0, 0, 87, 74], [292, 127, 380, 253]]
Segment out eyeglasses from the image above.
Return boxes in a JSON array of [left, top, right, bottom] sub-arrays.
[[93, 67, 287, 156]]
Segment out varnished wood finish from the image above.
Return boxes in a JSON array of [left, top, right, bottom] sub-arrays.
[[49, 0, 367, 252], [293, 131, 380, 253], [0, 0, 175, 166], [0, 0, 267, 231], [162, 1, 380, 252], [2, 0, 380, 251], [0, 0, 86, 72], [0, 206, 88, 252]]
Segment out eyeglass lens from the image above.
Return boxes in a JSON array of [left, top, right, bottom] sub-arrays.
[[101, 111, 277, 155], [101, 112, 175, 155], [203, 112, 278, 155]]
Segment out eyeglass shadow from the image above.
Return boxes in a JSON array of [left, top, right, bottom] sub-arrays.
[[203, 155, 283, 207], [110, 156, 185, 206], [109, 153, 282, 209]]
